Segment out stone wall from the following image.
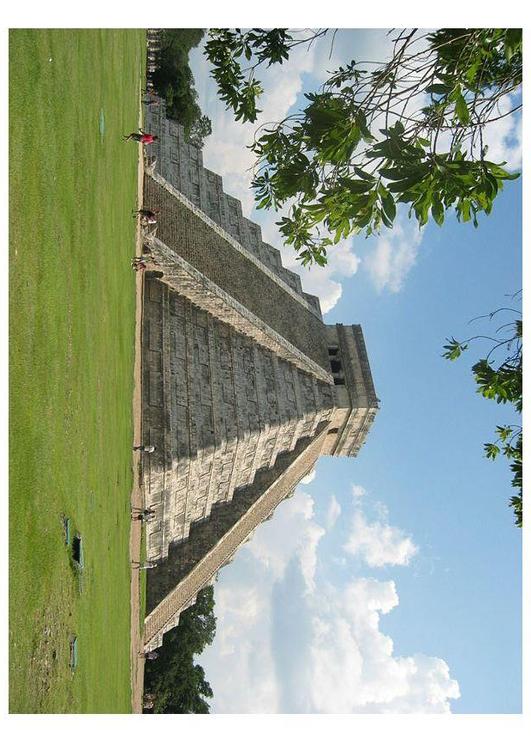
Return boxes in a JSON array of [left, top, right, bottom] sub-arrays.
[[144, 174, 331, 374], [143, 102, 322, 316], [142, 277, 335, 561]]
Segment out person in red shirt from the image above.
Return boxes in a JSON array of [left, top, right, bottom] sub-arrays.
[[123, 129, 158, 144]]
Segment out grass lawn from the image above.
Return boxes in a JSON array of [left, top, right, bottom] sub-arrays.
[[9, 29, 144, 713]]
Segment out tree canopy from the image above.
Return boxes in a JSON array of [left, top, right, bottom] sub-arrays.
[[154, 29, 212, 149], [205, 28, 521, 265], [144, 586, 217, 713]]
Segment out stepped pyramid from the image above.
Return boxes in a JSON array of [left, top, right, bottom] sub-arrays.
[[140, 102, 379, 650]]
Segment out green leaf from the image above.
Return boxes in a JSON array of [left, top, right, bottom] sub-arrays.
[[442, 337, 468, 361], [353, 166, 375, 182], [484, 443, 501, 460], [504, 29, 522, 62], [387, 174, 423, 193], [381, 192, 396, 223], [426, 83, 452, 95], [455, 93, 470, 125], [431, 198, 444, 226]]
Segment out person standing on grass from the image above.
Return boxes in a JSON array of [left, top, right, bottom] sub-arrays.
[[123, 131, 158, 144]]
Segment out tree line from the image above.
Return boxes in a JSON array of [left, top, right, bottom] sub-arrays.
[[152, 29, 212, 149], [144, 586, 216, 713]]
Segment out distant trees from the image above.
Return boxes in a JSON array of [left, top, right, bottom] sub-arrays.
[[144, 586, 216, 713], [153, 29, 212, 148]]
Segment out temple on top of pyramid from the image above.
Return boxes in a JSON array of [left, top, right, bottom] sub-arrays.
[[140, 100, 379, 650]]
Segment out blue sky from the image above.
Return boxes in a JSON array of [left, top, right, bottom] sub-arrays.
[[188, 29, 522, 714]]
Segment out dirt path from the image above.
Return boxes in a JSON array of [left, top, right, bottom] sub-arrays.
[[129, 88, 146, 714]]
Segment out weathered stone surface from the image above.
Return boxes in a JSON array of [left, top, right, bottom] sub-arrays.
[[144, 101, 322, 316], [142, 278, 334, 561], [140, 104, 379, 650], [144, 175, 330, 374]]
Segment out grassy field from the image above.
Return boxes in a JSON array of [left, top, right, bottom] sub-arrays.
[[9, 29, 144, 713]]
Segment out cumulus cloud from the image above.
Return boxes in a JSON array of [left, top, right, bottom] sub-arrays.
[[201, 486, 458, 714], [242, 490, 324, 593], [325, 495, 341, 530], [258, 207, 361, 314], [305, 578, 459, 713], [363, 214, 424, 294], [205, 580, 281, 712], [190, 41, 318, 214], [343, 508, 418, 568]]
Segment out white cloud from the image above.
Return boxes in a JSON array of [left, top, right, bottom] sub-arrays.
[[201, 486, 458, 714], [344, 508, 418, 568], [325, 495, 341, 530], [242, 490, 324, 593], [364, 215, 424, 294], [205, 581, 280, 712], [307, 578, 459, 713], [257, 204, 361, 314], [300, 468, 316, 485], [352, 484, 367, 498], [481, 94, 522, 171]]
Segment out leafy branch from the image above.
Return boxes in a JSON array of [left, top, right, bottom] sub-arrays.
[[205, 27, 522, 266], [443, 300, 522, 526]]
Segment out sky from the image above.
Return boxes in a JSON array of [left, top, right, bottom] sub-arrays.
[[186, 28, 523, 715], [188, 28, 524, 715]]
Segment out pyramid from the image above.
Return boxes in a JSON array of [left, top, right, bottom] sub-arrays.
[[140, 102, 379, 650]]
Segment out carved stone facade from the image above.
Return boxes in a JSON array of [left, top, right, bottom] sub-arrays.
[[141, 102, 379, 650]]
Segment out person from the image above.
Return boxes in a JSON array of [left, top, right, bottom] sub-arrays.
[[140, 650, 159, 660], [132, 208, 159, 225], [132, 509, 156, 522], [123, 131, 158, 145], [132, 252, 155, 266], [133, 444, 156, 453]]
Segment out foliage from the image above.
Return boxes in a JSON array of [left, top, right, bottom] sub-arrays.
[[205, 28, 522, 266], [443, 303, 522, 526], [154, 29, 212, 148], [205, 29, 326, 123], [144, 586, 217, 713]]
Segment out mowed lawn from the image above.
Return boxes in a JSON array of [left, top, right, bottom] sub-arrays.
[[10, 29, 144, 713]]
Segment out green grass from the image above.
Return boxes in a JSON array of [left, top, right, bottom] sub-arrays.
[[9, 29, 145, 713]]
